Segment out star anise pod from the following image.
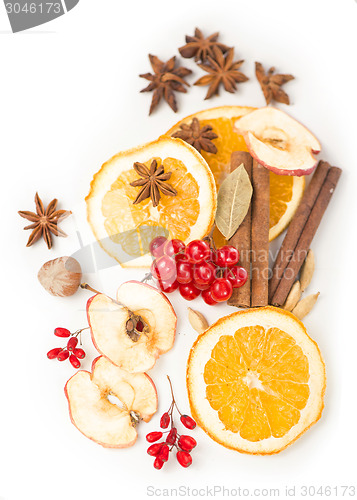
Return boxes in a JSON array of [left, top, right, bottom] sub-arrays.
[[194, 47, 248, 100], [129, 160, 177, 207], [140, 55, 192, 115], [255, 62, 294, 105], [18, 193, 71, 249], [179, 27, 230, 62], [172, 118, 218, 154]]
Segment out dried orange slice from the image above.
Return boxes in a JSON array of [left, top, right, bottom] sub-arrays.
[[167, 106, 305, 241], [86, 136, 216, 267], [187, 307, 325, 455]]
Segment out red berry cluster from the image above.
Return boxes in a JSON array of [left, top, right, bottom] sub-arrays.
[[146, 376, 197, 469], [47, 328, 86, 369], [149, 236, 248, 305]]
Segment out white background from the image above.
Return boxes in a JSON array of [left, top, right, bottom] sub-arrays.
[[1, 1, 356, 499]]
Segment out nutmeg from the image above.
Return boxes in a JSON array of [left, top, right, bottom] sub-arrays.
[[38, 256, 82, 297]]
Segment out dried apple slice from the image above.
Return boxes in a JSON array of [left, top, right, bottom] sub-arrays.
[[87, 281, 177, 373], [65, 356, 158, 448], [235, 107, 321, 176]]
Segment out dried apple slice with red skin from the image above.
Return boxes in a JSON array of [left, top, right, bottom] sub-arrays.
[[235, 107, 321, 176], [64, 356, 158, 448], [87, 281, 177, 373]]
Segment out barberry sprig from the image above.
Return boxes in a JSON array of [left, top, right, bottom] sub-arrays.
[[47, 327, 88, 369], [146, 375, 197, 469]]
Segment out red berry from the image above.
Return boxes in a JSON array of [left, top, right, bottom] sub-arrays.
[[201, 288, 218, 305], [166, 427, 177, 444], [73, 348, 86, 359], [147, 443, 163, 456], [57, 349, 69, 361], [176, 259, 193, 284], [177, 450, 192, 468], [214, 245, 240, 267], [158, 444, 170, 462], [180, 415, 196, 429], [54, 327, 71, 338], [178, 435, 197, 452], [193, 261, 216, 286], [160, 412, 170, 429], [210, 278, 233, 302], [179, 283, 201, 301], [175, 253, 188, 263], [185, 240, 211, 264], [47, 347, 62, 359], [69, 354, 80, 369], [164, 239, 185, 258], [151, 256, 176, 281], [224, 266, 248, 288], [67, 337, 78, 351], [194, 281, 210, 291], [158, 279, 179, 293], [146, 431, 163, 443], [149, 236, 167, 258], [153, 457, 164, 470]]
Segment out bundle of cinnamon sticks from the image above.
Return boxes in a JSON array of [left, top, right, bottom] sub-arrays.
[[227, 153, 342, 310], [228, 151, 270, 308], [269, 160, 342, 306]]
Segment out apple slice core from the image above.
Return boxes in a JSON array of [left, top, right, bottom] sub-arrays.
[[88, 281, 176, 373]]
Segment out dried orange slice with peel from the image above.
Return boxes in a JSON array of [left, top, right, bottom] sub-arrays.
[[166, 106, 305, 242], [86, 136, 216, 267], [187, 307, 325, 455]]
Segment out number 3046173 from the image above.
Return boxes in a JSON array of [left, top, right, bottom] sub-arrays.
[[5, 3, 62, 14]]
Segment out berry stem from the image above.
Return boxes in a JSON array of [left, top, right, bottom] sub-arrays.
[[167, 375, 182, 416], [203, 224, 217, 252], [141, 272, 153, 283], [73, 327, 89, 337], [207, 223, 216, 239]]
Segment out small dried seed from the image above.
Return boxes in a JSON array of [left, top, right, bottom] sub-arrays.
[[129, 410, 142, 427], [300, 250, 315, 292], [292, 292, 320, 320], [126, 319, 135, 332], [188, 308, 209, 334], [283, 281, 301, 311]]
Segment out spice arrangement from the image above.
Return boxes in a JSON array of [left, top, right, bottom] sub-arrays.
[[19, 26, 342, 465]]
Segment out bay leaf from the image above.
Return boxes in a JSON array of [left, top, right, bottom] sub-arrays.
[[215, 164, 253, 240]]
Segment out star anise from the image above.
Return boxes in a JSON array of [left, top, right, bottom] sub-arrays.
[[194, 47, 248, 100], [179, 27, 230, 62], [129, 160, 177, 207], [255, 62, 294, 105], [18, 192, 71, 249], [172, 118, 218, 154], [140, 55, 192, 114]]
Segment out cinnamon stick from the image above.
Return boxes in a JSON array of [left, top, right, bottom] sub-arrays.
[[251, 159, 270, 307], [271, 165, 342, 306], [269, 160, 330, 301], [227, 152, 253, 308]]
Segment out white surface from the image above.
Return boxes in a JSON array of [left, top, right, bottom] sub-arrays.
[[1, 1, 356, 499]]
